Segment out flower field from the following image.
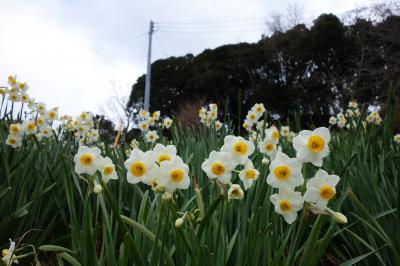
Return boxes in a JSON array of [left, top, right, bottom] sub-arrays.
[[1, 75, 399, 265]]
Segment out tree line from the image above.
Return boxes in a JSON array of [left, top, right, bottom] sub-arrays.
[[127, 10, 400, 128]]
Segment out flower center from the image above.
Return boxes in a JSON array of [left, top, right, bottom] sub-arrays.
[[10, 125, 20, 133], [49, 111, 56, 118], [170, 169, 184, 183], [231, 188, 242, 197], [249, 113, 256, 120], [8, 138, 16, 144], [211, 162, 225, 176], [265, 143, 274, 151], [272, 131, 279, 140], [256, 107, 262, 112], [103, 166, 113, 175], [273, 165, 291, 181], [80, 153, 94, 166], [233, 141, 248, 156], [245, 169, 257, 180], [130, 162, 146, 177], [279, 199, 292, 212], [307, 135, 325, 153], [27, 123, 36, 131], [319, 185, 335, 200], [158, 154, 171, 163]]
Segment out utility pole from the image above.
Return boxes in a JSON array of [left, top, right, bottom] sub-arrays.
[[144, 20, 154, 111]]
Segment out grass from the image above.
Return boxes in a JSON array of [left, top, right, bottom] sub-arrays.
[[0, 100, 399, 265]]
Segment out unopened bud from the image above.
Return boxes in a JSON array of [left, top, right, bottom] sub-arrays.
[[162, 191, 173, 200], [325, 208, 347, 224], [93, 184, 103, 194], [261, 158, 269, 164], [175, 218, 184, 228]]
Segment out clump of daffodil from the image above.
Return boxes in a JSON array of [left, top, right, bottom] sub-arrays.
[[199, 103, 219, 128], [242, 103, 266, 132], [124, 144, 190, 194]]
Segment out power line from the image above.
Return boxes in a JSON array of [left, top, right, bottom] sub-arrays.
[[154, 0, 378, 26], [94, 32, 147, 53]]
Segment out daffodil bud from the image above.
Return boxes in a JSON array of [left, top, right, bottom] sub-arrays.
[[261, 158, 269, 164], [331, 211, 348, 224], [93, 184, 103, 194], [162, 191, 173, 201], [175, 218, 185, 228], [325, 208, 348, 224]]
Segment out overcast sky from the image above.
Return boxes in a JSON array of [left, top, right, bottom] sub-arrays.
[[0, 0, 376, 120]]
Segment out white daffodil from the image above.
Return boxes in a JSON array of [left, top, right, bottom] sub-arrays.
[[270, 188, 304, 224], [329, 116, 337, 125], [228, 184, 244, 200], [201, 151, 236, 184], [2, 239, 18, 265], [221, 135, 255, 164], [124, 149, 157, 185], [139, 121, 150, 132], [35, 116, 47, 129], [265, 126, 280, 144], [151, 110, 160, 120], [267, 151, 303, 190], [148, 117, 156, 126], [8, 92, 20, 102], [9, 123, 23, 137], [280, 126, 290, 137], [243, 120, 252, 132], [8, 75, 17, 86], [375, 116, 382, 125], [345, 109, 354, 118], [215, 120, 223, 131], [293, 127, 330, 167], [159, 156, 190, 193], [22, 120, 37, 135], [6, 135, 22, 148], [394, 134, 400, 144], [40, 126, 52, 138], [151, 143, 177, 165], [46, 108, 59, 122], [35, 102, 46, 115], [259, 136, 277, 158], [337, 112, 345, 120], [239, 160, 259, 190], [209, 103, 218, 112], [251, 103, 265, 117], [256, 120, 267, 131], [348, 100, 358, 108], [303, 169, 340, 208], [139, 109, 150, 119], [246, 111, 259, 124], [99, 156, 118, 183], [73, 146, 102, 175], [337, 119, 347, 128], [20, 92, 30, 103], [145, 130, 159, 143], [163, 117, 173, 129]]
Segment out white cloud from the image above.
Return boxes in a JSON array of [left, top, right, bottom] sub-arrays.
[[0, 0, 372, 119]]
